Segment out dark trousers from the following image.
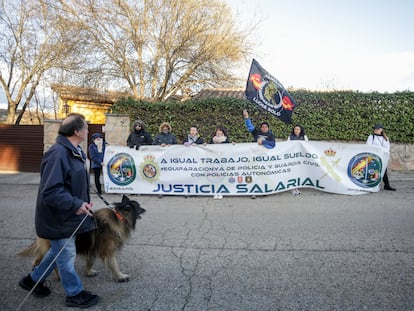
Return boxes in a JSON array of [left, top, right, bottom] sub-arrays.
[[92, 167, 102, 194], [382, 169, 392, 187]]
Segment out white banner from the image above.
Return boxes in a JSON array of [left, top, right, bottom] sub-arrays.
[[103, 141, 389, 196]]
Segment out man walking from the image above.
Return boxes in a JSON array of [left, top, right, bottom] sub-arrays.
[[19, 113, 100, 308]]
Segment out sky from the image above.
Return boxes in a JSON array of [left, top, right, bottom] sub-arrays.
[[1, 1, 413, 109], [227, 0, 414, 92]]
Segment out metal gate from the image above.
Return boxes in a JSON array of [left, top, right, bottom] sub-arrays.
[[0, 124, 104, 172]]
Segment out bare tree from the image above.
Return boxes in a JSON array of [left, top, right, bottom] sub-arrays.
[[58, 0, 252, 100], [0, 0, 84, 124], [0, 0, 254, 124]]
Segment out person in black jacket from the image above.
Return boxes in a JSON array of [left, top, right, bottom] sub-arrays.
[[127, 119, 153, 149], [18, 113, 99, 308]]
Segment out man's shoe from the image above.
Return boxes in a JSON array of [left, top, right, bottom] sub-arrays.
[[384, 185, 396, 191], [19, 274, 51, 298], [66, 290, 99, 308]]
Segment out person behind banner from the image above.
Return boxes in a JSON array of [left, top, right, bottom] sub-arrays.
[[209, 126, 230, 144], [183, 125, 205, 146], [287, 124, 308, 195], [209, 126, 231, 199], [242, 109, 276, 149], [127, 119, 153, 149], [153, 122, 178, 147], [288, 124, 308, 142], [89, 133, 107, 195], [366, 124, 396, 191]]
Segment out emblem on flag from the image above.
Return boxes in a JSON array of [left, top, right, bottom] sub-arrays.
[[245, 59, 298, 124]]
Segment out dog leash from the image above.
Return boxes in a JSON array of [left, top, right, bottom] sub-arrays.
[[95, 192, 125, 222], [95, 191, 112, 207], [16, 213, 90, 311]]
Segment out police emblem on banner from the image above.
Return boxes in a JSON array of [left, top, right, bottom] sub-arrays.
[[347, 153, 382, 188], [107, 153, 136, 186], [139, 155, 160, 183]]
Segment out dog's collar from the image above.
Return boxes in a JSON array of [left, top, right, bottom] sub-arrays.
[[112, 208, 125, 222]]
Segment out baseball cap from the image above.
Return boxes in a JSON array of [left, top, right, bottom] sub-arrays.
[[373, 124, 383, 130]]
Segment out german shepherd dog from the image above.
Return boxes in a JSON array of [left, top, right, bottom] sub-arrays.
[[18, 195, 146, 282]]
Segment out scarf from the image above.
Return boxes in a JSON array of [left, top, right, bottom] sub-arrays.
[[94, 139, 103, 153], [212, 135, 227, 143], [187, 134, 199, 144]]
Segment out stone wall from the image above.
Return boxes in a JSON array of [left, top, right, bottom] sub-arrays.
[[44, 119, 87, 154], [43, 120, 62, 153], [103, 114, 130, 146], [389, 143, 414, 171]]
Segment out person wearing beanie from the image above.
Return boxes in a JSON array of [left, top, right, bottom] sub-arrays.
[[153, 122, 178, 146], [127, 119, 153, 149], [89, 132, 107, 194], [366, 124, 396, 191], [242, 109, 276, 149]]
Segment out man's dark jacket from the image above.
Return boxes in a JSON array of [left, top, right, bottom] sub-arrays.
[[35, 135, 96, 239], [127, 129, 153, 148]]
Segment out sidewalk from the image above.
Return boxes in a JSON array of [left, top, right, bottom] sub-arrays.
[[0, 171, 96, 185]]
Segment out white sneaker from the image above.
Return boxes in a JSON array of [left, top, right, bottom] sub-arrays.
[[213, 194, 218, 199], [217, 194, 223, 199]]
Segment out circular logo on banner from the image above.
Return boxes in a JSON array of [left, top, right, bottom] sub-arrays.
[[347, 153, 382, 188], [107, 153, 136, 186], [139, 155, 160, 183]]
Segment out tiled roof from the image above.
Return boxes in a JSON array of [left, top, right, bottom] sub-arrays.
[[51, 84, 131, 104], [51, 85, 246, 104], [192, 88, 245, 100]]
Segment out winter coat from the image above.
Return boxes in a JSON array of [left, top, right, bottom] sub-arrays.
[[127, 129, 153, 148], [153, 132, 178, 145], [183, 135, 204, 145], [88, 140, 106, 169], [244, 118, 276, 149], [35, 135, 96, 239], [288, 134, 308, 141]]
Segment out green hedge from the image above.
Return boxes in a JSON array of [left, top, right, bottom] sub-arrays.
[[110, 90, 414, 144]]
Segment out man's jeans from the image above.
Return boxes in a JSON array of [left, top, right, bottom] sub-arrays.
[[30, 237, 83, 296]]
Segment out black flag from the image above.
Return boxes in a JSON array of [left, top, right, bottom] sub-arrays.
[[245, 59, 298, 124]]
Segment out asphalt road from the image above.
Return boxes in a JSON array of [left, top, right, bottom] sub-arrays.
[[1, 172, 413, 311]]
